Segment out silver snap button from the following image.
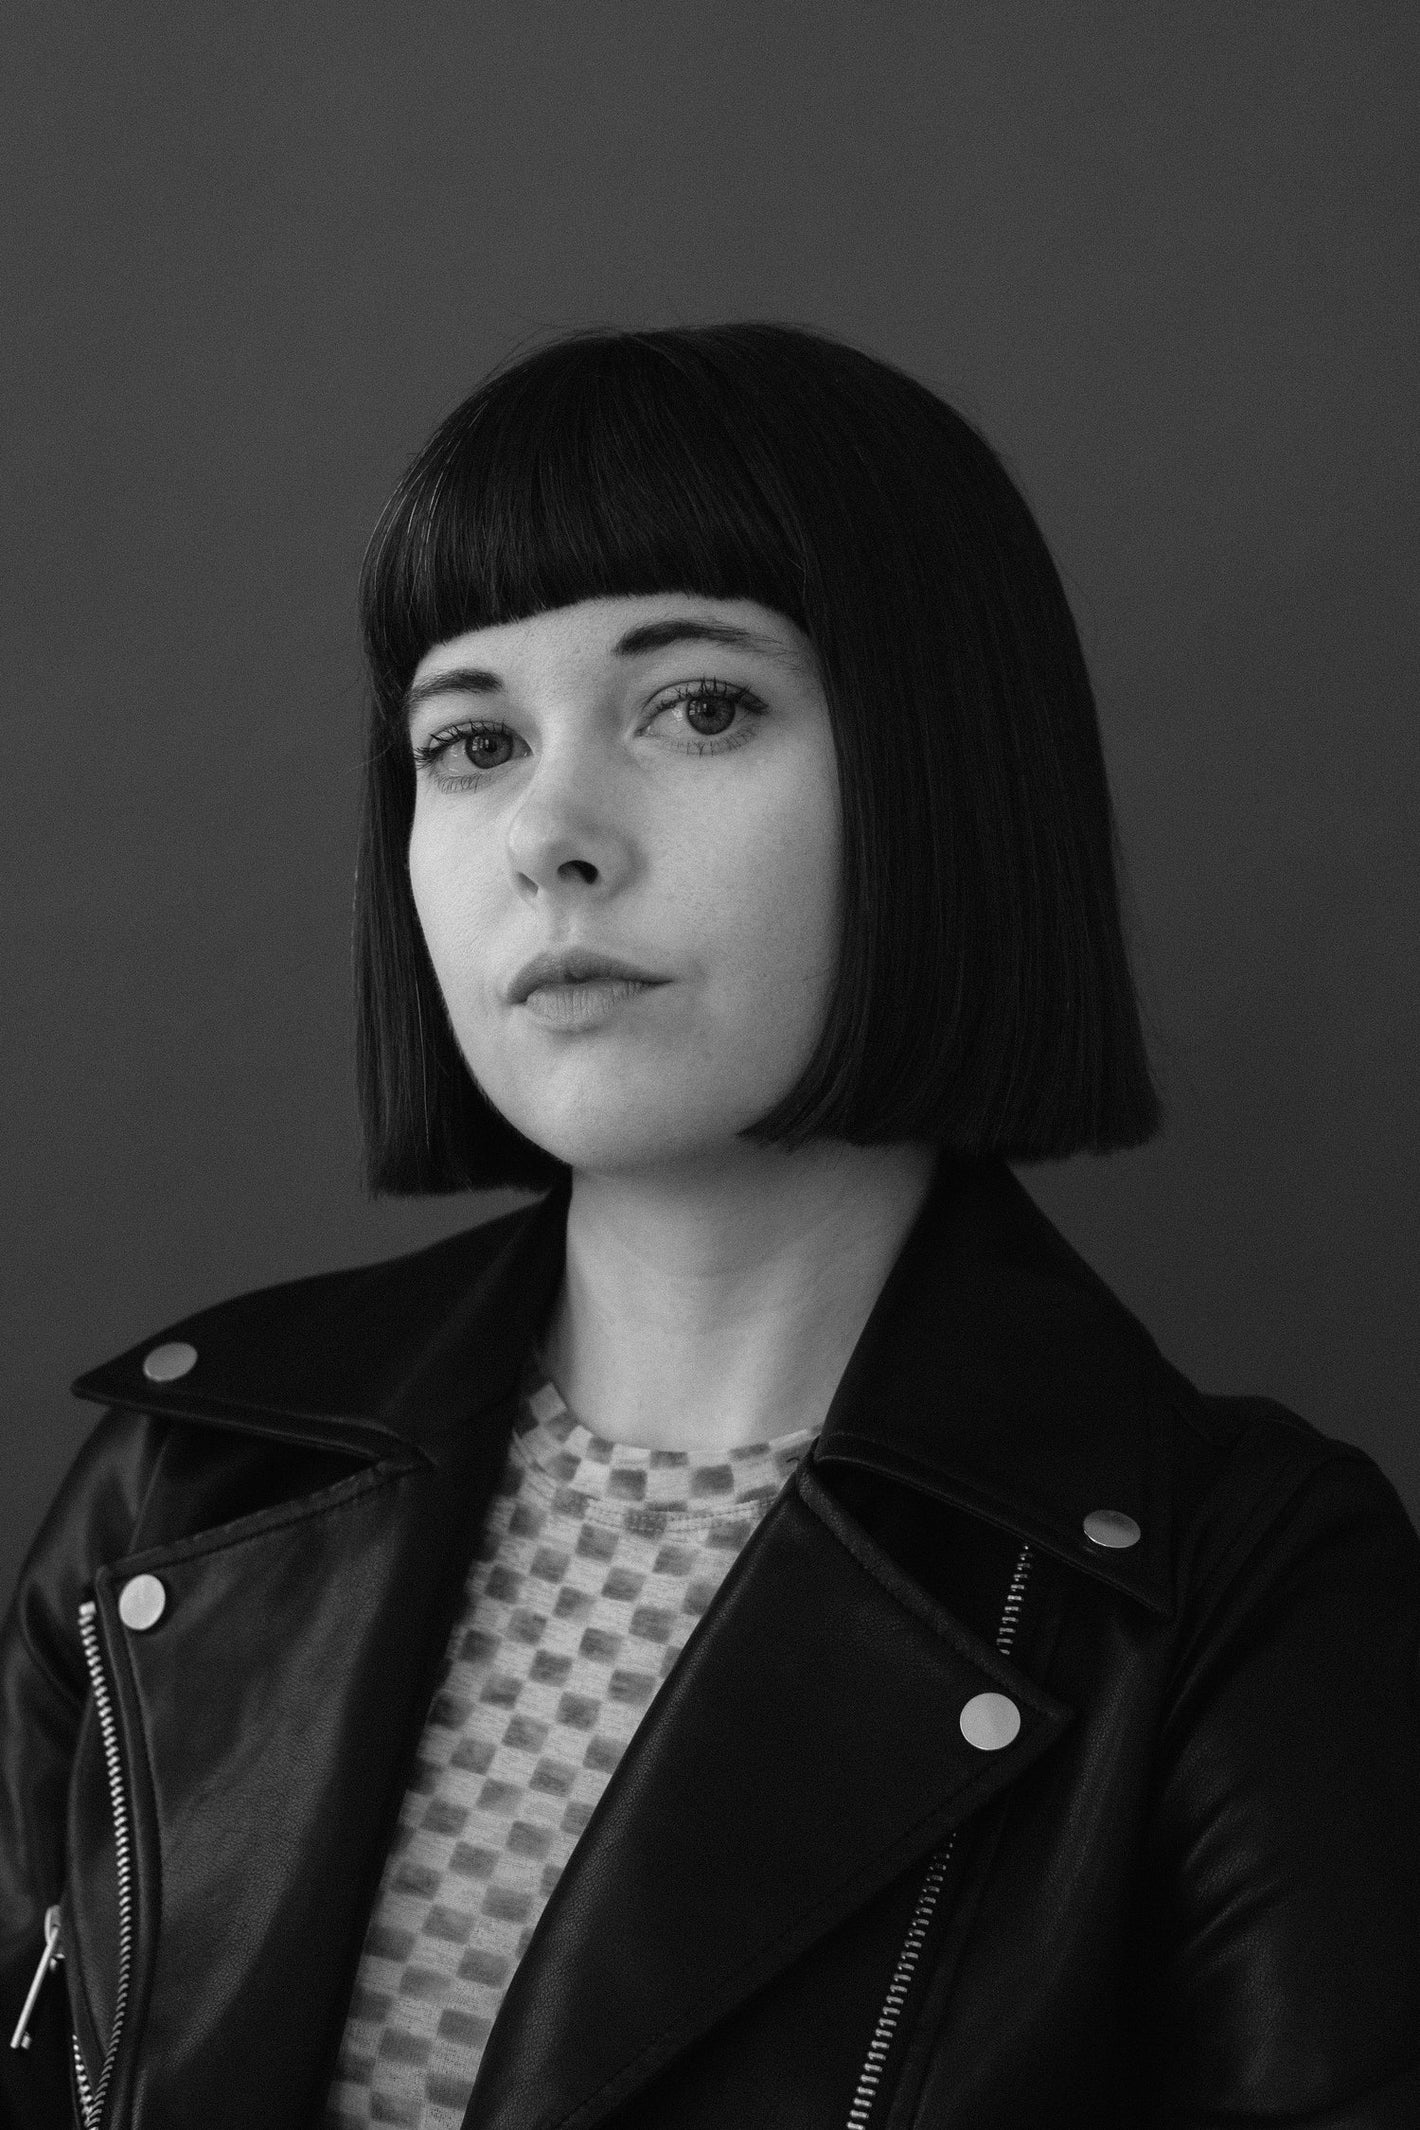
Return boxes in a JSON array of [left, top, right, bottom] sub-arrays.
[[1083, 1509, 1142, 1550], [959, 1691, 1021, 1751], [118, 1575, 167, 1632], [142, 1341, 197, 1384]]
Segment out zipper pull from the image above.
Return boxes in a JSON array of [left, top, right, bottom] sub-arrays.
[[9, 1904, 62, 2052]]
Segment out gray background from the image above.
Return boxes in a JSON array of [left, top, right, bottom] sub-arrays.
[[4, 2, 1417, 1614]]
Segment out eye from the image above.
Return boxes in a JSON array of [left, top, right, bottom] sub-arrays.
[[412, 720, 522, 788], [650, 678, 764, 750]]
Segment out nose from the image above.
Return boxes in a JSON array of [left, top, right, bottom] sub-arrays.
[[504, 758, 632, 900]]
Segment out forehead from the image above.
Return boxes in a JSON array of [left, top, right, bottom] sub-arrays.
[[409, 593, 815, 690]]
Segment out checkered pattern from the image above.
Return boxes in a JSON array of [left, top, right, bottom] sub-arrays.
[[322, 1346, 818, 2129]]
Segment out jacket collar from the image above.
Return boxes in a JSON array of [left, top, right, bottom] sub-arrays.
[[73, 1152, 1174, 1613]]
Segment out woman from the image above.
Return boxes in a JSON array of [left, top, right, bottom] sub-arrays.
[[3, 324, 1417, 2130]]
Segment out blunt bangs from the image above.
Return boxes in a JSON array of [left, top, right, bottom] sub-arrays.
[[361, 332, 816, 718], [354, 323, 1165, 1195]]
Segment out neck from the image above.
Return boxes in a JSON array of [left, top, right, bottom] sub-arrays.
[[537, 1137, 942, 1457]]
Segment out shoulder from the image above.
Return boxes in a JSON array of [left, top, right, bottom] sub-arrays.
[[1141, 1353, 1420, 1638], [67, 1190, 563, 1457], [1043, 1176, 1418, 1587], [73, 1196, 542, 1403], [7, 1195, 559, 1651], [951, 1162, 1416, 1609], [983, 1165, 1417, 1616]]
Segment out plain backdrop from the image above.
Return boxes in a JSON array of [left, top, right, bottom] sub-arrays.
[[3, 1, 1417, 1614]]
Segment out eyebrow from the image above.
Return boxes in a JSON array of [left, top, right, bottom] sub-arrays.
[[404, 617, 801, 717]]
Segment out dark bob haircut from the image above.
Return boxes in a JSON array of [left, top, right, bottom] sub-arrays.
[[355, 322, 1163, 1194]]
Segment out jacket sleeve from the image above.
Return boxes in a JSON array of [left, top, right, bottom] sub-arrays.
[[1130, 1434, 1420, 2127], [0, 1408, 166, 2130]]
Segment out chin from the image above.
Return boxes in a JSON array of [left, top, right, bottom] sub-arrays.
[[490, 1090, 755, 1180]]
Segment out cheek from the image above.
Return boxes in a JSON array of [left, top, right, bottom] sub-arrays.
[[407, 813, 485, 985], [691, 767, 841, 1005]]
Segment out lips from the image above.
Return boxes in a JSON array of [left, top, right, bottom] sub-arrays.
[[508, 949, 670, 1005]]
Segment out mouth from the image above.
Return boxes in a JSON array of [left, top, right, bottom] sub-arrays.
[[508, 949, 671, 1005], [519, 974, 667, 1032]]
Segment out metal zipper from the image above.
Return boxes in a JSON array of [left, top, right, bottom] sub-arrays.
[[72, 1597, 135, 2130], [844, 1542, 1034, 2130]]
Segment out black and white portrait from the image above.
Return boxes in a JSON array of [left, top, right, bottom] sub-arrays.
[[3, 9, 1417, 2126]]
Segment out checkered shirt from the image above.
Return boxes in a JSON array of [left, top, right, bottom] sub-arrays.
[[322, 1346, 818, 2128]]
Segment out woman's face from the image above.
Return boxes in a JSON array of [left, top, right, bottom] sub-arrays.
[[406, 594, 842, 1177]]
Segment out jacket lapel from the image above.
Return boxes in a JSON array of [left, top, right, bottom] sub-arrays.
[[466, 1456, 1071, 2130]]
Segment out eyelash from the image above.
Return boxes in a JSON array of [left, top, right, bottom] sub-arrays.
[[411, 678, 766, 791]]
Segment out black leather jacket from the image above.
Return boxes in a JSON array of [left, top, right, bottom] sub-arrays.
[[3, 1156, 1419, 2129]]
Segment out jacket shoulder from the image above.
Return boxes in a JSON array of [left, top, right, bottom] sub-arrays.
[[1145, 1352, 1419, 1615], [1013, 1168, 1418, 1601], [69, 1192, 556, 1455]]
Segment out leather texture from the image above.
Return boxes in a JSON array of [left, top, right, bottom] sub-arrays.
[[2, 1153, 1418, 2128]]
